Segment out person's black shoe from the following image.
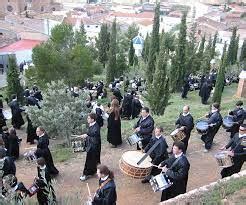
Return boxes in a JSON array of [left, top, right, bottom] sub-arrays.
[[141, 178, 149, 184]]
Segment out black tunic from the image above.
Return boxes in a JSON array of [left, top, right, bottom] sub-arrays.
[[35, 134, 59, 176], [175, 113, 194, 152], [144, 136, 168, 177], [83, 122, 101, 176], [201, 111, 222, 150], [221, 133, 246, 178], [26, 115, 38, 144], [200, 81, 210, 104], [107, 112, 122, 146], [122, 94, 133, 118], [228, 108, 245, 138], [0, 156, 16, 178], [7, 134, 20, 159], [0, 108, 7, 133], [9, 100, 24, 129], [36, 166, 56, 205], [134, 115, 154, 149], [131, 98, 142, 119], [160, 154, 190, 201], [93, 178, 117, 205]]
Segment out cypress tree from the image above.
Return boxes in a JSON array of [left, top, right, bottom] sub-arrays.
[[213, 42, 227, 104], [146, 3, 160, 83], [142, 33, 150, 62], [170, 12, 187, 91], [146, 38, 170, 116], [240, 39, 246, 62], [117, 50, 128, 77], [97, 23, 110, 68], [227, 27, 237, 65], [128, 40, 135, 66], [106, 19, 117, 84], [211, 32, 218, 59], [201, 36, 213, 74], [234, 35, 239, 63], [7, 56, 24, 103]]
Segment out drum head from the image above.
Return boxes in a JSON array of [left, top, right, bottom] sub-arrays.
[[214, 151, 228, 159], [196, 120, 209, 130], [121, 151, 152, 168], [170, 129, 179, 136], [223, 116, 234, 128]]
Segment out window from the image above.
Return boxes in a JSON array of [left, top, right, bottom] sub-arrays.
[[41, 6, 44, 12], [52, 7, 56, 11]]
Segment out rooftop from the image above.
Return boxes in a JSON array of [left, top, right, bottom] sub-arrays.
[[0, 39, 42, 53]]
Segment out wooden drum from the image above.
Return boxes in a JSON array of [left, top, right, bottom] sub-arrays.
[[214, 151, 234, 168], [119, 151, 152, 179]]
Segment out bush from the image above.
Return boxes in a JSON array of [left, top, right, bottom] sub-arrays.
[[26, 80, 89, 145]]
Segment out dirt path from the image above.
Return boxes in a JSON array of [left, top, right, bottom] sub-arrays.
[[13, 123, 246, 205]]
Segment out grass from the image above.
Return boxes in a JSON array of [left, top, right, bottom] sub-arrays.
[[201, 176, 246, 204], [52, 144, 73, 163]]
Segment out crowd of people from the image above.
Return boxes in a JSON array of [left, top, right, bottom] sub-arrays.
[[0, 73, 245, 205]]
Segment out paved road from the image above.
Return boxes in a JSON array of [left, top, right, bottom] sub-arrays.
[[0, 73, 7, 88]]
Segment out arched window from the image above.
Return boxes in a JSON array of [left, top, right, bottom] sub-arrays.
[[41, 6, 44, 12], [7, 5, 13, 12]]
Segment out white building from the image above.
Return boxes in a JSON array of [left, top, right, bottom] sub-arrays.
[[132, 35, 144, 57]]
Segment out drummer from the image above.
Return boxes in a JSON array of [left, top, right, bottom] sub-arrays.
[[175, 105, 194, 153], [158, 141, 190, 202], [201, 103, 222, 152], [133, 107, 154, 150], [227, 101, 245, 139], [141, 126, 168, 184], [220, 124, 246, 178]]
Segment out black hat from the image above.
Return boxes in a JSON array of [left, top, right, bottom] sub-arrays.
[[236, 101, 243, 106]]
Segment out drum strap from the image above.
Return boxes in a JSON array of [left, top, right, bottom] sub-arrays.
[[137, 139, 162, 165], [169, 156, 182, 170]]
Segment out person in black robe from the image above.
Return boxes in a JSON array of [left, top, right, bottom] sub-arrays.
[[35, 127, 59, 176], [2, 175, 29, 204], [80, 113, 101, 181], [6, 128, 20, 160], [1, 127, 9, 151], [0, 108, 7, 133], [9, 95, 25, 129], [95, 104, 104, 128], [201, 103, 222, 152], [112, 87, 123, 104], [121, 90, 133, 119], [133, 107, 154, 150], [227, 101, 245, 138], [107, 99, 122, 148], [141, 126, 168, 183], [36, 157, 56, 205], [89, 165, 117, 205], [181, 77, 190, 99], [0, 148, 16, 195], [26, 115, 38, 144], [200, 80, 210, 104], [175, 105, 194, 153], [159, 141, 190, 202], [220, 124, 246, 178], [27, 91, 41, 109], [199, 75, 206, 97], [131, 95, 142, 119]]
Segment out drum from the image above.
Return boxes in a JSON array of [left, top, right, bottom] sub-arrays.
[[214, 151, 234, 168], [170, 129, 186, 141], [196, 120, 209, 135], [222, 115, 235, 129], [28, 183, 39, 197], [71, 136, 86, 153], [126, 134, 141, 146], [149, 173, 172, 192], [23, 150, 36, 161], [2, 110, 12, 120], [119, 151, 152, 179]]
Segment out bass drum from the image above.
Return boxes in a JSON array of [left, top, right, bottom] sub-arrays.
[[119, 151, 152, 179]]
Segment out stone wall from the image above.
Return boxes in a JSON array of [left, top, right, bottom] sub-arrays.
[[160, 170, 246, 205]]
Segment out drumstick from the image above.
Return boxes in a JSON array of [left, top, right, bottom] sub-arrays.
[[152, 165, 162, 169], [86, 183, 91, 197], [71, 135, 82, 137]]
